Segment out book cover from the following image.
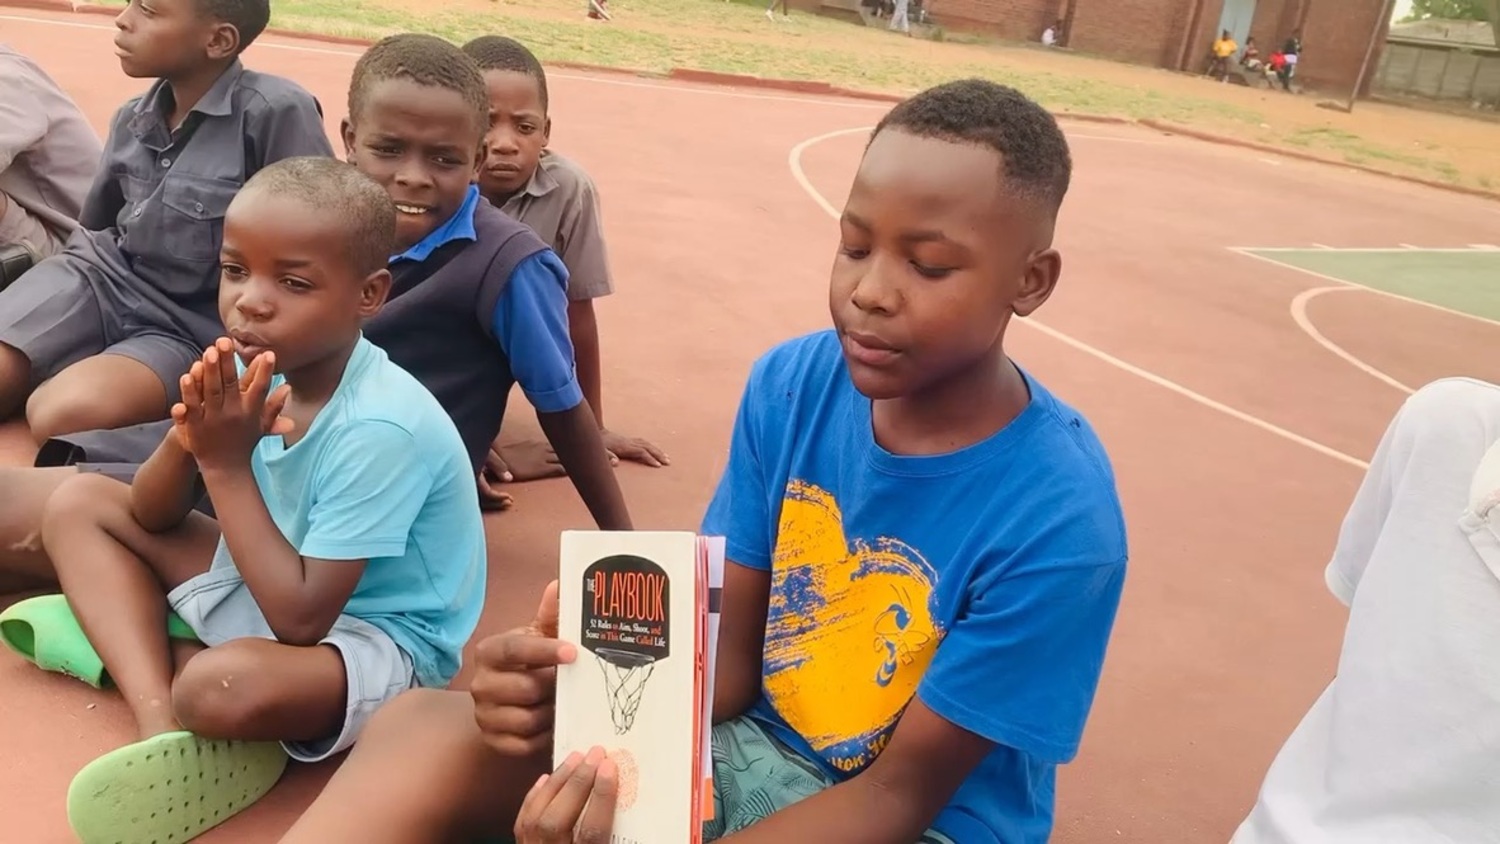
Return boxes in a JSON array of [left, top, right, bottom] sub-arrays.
[[556, 531, 712, 844]]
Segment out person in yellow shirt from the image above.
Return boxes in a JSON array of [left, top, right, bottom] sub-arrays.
[[1208, 30, 1238, 80]]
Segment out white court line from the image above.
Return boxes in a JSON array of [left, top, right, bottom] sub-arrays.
[[1399, 243, 1419, 249], [789, 126, 1371, 470], [0, 11, 1168, 135], [1290, 287, 1414, 395], [1229, 247, 1500, 330], [1237, 246, 1500, 254]]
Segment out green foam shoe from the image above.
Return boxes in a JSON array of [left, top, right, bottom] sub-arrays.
[[68, 731, 289, 844], [0, 594, 199, 688]]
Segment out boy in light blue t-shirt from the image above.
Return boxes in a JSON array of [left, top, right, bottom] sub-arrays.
[[28, 156, 486, 844]]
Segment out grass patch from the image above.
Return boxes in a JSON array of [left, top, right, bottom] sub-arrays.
[[90, 0, 1500, 190]]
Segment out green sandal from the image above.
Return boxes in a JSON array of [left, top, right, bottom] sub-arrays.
[[0, 594, 199, 688], [68, 731, 288, 844]]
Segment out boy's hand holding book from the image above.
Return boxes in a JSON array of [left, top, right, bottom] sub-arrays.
[[471, 581, 579, 756], [514, 746, 619, 844]]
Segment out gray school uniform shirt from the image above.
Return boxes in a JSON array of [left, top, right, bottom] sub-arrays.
[[0, 43, 103, 243], [78, 58, 332, 324], [500, 150, 614, 301]]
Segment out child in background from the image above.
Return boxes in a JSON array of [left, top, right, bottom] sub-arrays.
[[460, 35, 667, 507], [277, 78, 1128, 844], [40, 156, 487, 844], [0, 0, 331, 443], [0, 43, 102, 280]]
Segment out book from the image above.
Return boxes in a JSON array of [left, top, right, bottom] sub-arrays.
[[555, 530, 724, 844]]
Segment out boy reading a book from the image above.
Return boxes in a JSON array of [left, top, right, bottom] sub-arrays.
[[278, 78, 1128, 844], [38, 156, 488, 844]]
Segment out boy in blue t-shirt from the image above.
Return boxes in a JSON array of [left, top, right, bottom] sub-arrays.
[[277, 79, 1127, 844], [34, 156, 486, 844]]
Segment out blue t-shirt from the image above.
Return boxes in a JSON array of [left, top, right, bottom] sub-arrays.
[[392, 184, 583, 414], [701, 330, 1128, 844], [211, 337, 487, 688]]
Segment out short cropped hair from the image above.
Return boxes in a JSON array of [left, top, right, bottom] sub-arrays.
[[872, 79, 1072, 211], [238, 156, 395, 279], [197, 0, 270, 51], [348, 33, 490, 137], [461, 35, 549, 112]]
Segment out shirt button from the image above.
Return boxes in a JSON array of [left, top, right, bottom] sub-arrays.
[[194, 202, 204, 213], [160, 157, 171, 167], [131, 206, 142, 217]]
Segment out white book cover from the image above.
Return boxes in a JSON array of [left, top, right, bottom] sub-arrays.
[[556, 530, 706, 844]]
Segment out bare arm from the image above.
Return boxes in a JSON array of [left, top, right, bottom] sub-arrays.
[[200, 464, 364, 646], [537, 403, 632, 530], [567, 298, 604, 430], [714, 561, 769, 724], [130, 428, 204, 533]]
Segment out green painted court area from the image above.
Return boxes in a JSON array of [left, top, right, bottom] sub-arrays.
[[1243, 248, 1500, 322]]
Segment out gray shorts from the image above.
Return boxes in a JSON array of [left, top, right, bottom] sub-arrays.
[[0, 241, 207, 400], [167, 568, 417, 763]]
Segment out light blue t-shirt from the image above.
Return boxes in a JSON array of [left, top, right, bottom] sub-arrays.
[[701, 330, 1128, 844], [210, 336, 486, 688]]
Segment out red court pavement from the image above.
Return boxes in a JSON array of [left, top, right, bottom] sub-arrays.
[[4, 8, 1500, 842]]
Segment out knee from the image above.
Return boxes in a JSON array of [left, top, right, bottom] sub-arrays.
[[25, 386, 99, 445], [39, 472, 125, 549], [362, 688, 466, 748], [173, 644, 279, 738]]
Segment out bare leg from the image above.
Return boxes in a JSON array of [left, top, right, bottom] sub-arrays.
[[278, 689, 549, 844], [172, 638, 347, 743], [26, 353, 170, 445], [0, 465, 79, 593], [0, 342, 32, 423], [42, 472, 219, 738]]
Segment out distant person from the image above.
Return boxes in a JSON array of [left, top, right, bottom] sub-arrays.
[[1241, 36, 1264, 74], [1042, 19, 1062, 47], [1208, 30, 1238, 81], [0, 43, 102, 286], [1233, 378, 1500, 843], [766, 0, 788, 20], [889, 0, 910, 34]]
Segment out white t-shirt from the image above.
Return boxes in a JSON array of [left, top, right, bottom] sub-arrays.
[[1233, 377, 1500, 844], [1042, 27, 1057, 46]]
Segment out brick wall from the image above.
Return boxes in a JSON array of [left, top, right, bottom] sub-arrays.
[[922, 0, 1061, 41], [787, 0, 1393, 98], [1296, 0, 1390, 95], [1069, 0, 1201, 68]]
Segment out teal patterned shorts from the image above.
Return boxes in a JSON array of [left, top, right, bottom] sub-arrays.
[[704, 716, 956, 843]]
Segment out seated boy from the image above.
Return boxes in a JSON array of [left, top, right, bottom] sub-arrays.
[[277, 79, 1129, 844], [1234, 378, 1500, 843], [0, 0, 331, 443], [460, 35, 667, 503], [37, 155, 488, 844], [0, 33, 629, 598], [0, 43, 102, 281]]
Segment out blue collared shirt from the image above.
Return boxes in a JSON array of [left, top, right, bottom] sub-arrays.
[[392, 185, 583, 414]]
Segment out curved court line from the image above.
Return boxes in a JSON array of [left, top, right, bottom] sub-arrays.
[[789, 126, 1371, 471], [1290, 287, 1415, 395], [1229, 247, 1500, 331]]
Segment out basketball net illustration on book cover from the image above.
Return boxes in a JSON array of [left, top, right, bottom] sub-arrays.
[[581, 553, 670, 735], [555, 531, 722, 844]]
